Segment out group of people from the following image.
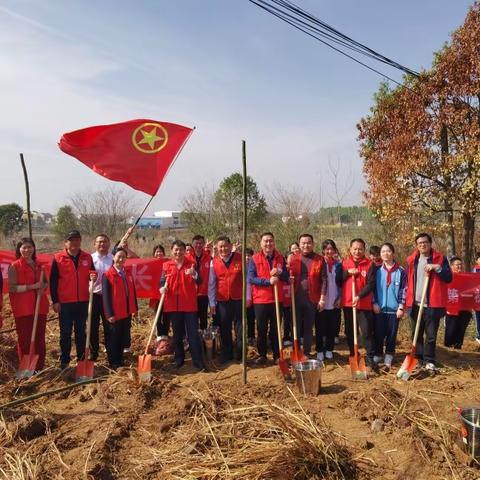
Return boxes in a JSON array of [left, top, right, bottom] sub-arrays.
[[2, 228, 480, 375]]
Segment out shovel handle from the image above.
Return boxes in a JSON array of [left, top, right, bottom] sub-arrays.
[[273, 283, 283, 357], [411, 273, 430, 347], [28, 270, 44, 350], [144, 279, 168, 356], [351, 277, 358, 347], [289, 275, 299, 341], [84, 278, 95, 352]]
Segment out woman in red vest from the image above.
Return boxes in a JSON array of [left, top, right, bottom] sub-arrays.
[[161, 240, 205, 370], [208, 235, 243, 363], [102, 248, 138, 369], [336, 238, 377, 369], [8, 238, 49, 370]]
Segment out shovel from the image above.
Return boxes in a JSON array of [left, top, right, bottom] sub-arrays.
[[76, 273, 96, 382], [17, 271, 44, 380], [274, 283, 291, 380], [289, 275, 307, 364], [397, 273, 430, 381], [138, 281, 167, 382], [348, 278, 368, 380]]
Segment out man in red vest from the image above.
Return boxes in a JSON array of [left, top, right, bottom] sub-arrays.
[[188, 235, 211, 330], [50, 230, 95, 369], [337, 238, 376, 369], [160, 240, 205, 370], [405, 233, 452, 372], [247, 232, 288, 365], [290, 234, 327, 359], [208, 235, 243, 363]]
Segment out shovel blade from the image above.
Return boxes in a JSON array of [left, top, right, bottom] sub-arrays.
[[137, 354, 152, 383], [349, 353, 368, 380], [397, 354, 417, 381], [290, 340, 307, 365], [16, 353, 39, 380], [75, 359, 94, 382]]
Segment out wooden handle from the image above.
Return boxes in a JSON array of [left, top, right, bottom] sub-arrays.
[[144, 280, 168, 356]]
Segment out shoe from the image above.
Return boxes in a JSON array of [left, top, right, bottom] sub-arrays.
[[325, 351, 333, 360], [60, 363, 69, 370], [384, 354, 393, 368], [476, 338, 480, 345], [316, 352, 324, 361], [425, 362, 436, 372], [283, 339, 293, 347], [254, 356, 267, 366], [373, 355, 382, 364], [334, 336, 340, 345], [123, 348, 131, 354]]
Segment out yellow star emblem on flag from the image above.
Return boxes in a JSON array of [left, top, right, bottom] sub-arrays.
[[132, 122, 168, 153]]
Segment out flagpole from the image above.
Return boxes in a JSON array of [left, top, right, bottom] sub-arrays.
[[242, 140, 248, 385], [122, 126, 196, 242]]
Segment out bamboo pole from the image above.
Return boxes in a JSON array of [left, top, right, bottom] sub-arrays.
[[242, 140, 248, 385]]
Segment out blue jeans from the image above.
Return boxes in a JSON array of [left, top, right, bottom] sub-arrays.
[[374, 312, 398, 356], [167, 312, 205, 369]]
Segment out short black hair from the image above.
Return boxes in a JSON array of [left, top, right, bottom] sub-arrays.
[[172, 239, 186, 249], [260, 232, 274, 240], [380, 242, 395, 254], [114, 247, 127, 256], [245, 248, 254, 255], [350, 238, 366, 247], [449, 256, 462, 264], [298, 233, 314, 242], [95, 233, 109, 242], [475, 251, 480, 261], [152, 244, 165, 256], [321, 239, 337, 253], [415, 233, 432, 244], [192, 235, 205, 242], [216, 235, 231, 243], [369, 245, 381, 257], [15, 237, 36, 261]]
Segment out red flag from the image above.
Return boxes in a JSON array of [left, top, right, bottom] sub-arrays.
[[59, 119, 193, 195]]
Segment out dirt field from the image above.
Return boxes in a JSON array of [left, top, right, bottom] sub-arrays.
[[1, 300, 480, 480]]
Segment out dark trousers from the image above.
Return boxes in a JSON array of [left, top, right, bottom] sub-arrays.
[[410, 305, 444, 364], [15, 314, 47, 370], [167, 312, 205, 369], [105, 317, 130, 368], [151, 299, 170, 337], [374, 313, 398, 356], [334, 310, 342, 337], [282, 306, 292, 340], [445, 311, 471, 349], [247, 306, 255, 339], [123, 316, 132, 349], [343, 307, 375, 360], [475, 311, 480, 339], [316, 308, 339, 352], [91, 293, 107, 359], [197, 295, 209, 329], [295, 299, 316, 356], [217, 299, 242, 362], [59, 302, 88, 364], [254, 303, 280, 359]]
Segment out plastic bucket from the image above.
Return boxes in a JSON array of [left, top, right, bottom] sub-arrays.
[[294, 360, 322, 395], [459, 407, 480, 459]]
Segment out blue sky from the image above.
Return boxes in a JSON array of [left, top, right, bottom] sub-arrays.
[[0, 0, 474, 214]]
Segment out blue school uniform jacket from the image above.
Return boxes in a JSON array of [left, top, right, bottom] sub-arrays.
[[374, 264, 407, 314]]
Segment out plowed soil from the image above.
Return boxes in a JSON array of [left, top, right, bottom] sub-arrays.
[[1, 301, 480, 479]]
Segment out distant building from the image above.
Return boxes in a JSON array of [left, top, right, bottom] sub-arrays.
[[132, 210, 185, 230]]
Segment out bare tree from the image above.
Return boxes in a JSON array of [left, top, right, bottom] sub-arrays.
[[70, 186, 139, 238], [327, 158, 355, 224]]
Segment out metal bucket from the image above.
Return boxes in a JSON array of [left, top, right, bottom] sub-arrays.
[[294, 360, 322, 395], [459, 407, 480, 459]]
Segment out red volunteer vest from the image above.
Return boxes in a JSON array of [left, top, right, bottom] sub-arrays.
[[341, 256, 373, 310], [53, 250, 91, 303], [104, 267, 137, 320], [187, 249, 211, 296], [163, 258, 198, 312], [405, 249, 448, 308], [213, 252, 243, 302], [251, 250, 285, 304], [9, 258, 49, 318], [290, 253, 324, 304], [282, 281, 292, 307]]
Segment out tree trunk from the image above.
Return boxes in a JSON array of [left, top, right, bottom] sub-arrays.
[[444, 207, 455, 258], [462, 212, 475, 270]]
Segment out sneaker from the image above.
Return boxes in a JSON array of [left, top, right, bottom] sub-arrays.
[[384, 354, 393, 368], [425, 362, 436, 372], [283, 339, 293, 347], [325, 351, 333, 360], [254, 356, 267, 366], [334, 337, 340, 345], [476, 337, 480, 345], [373, 355, 382, 364], [123, 348, 131, 354], [316, 352, 324, 361]]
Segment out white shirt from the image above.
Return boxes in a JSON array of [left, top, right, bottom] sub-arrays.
[[91, 251, 113, 293]]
